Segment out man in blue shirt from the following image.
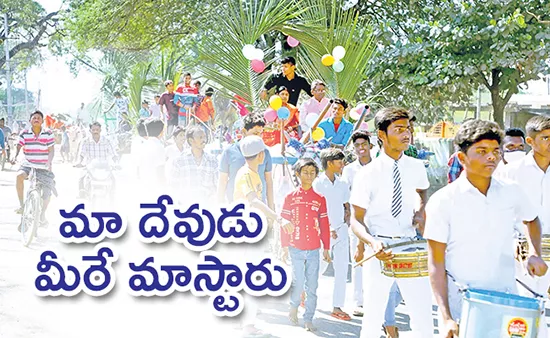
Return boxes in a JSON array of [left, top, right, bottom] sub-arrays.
[[217, 112, 274, 209], [318, 98, 353, 148]]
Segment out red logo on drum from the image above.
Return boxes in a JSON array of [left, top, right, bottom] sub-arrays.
[[507, 318, 528, 337]]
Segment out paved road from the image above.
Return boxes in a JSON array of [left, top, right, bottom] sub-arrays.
[[1, 154, 549, 338]]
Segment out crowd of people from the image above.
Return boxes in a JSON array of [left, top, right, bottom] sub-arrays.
[[3, 54, 550, 338]]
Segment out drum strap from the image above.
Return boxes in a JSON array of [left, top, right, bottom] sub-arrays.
[[447, 270, 545, 299], [516, 277, 544, 299]]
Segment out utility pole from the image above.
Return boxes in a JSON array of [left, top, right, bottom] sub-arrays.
[[24, 68, 29, 114], [3, 13, 13, 124], [475, 85, 481, 119]]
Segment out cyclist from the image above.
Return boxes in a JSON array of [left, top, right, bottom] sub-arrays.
[[12, 111, 57, 229], [0, 117, 12, 161], [75, 122, 118, 197]]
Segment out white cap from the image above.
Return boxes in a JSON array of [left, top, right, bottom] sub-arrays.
[[240, 135, 266, 157]]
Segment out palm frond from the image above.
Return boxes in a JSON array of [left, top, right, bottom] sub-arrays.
[[282, 0, 377, 103], [197, 0, 303, 108]]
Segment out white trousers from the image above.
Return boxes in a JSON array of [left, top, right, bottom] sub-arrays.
[[516, 259, 550, 338], [360, 246, 434, 338], [331, 225, 350, 308], [350, 230, 363, 307]]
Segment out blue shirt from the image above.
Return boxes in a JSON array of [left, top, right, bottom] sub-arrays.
[[219, 142, 273, 203], [0, 129, 4, 150], [318, 117, 353, 146]]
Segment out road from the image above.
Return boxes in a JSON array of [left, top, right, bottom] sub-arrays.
[[0, 152, 549, 338]]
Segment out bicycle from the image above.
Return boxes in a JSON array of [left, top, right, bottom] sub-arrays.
[[20, 168, 43, 247]]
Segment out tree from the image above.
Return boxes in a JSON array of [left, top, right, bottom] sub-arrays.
[[360, 0, 550, 127], [0, 0, 61, 69], [282, 0, 377, 102], [66, 0, 222, 52]]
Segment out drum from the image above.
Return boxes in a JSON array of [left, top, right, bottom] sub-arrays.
[[543, 235, 550, 261], [380, 240, 428, 278], [459, 288, 542, 338], [515, 235, 528, 261], [515, 235, 550, 261]]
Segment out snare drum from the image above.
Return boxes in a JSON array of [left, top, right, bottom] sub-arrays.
[[380, 240, 428, 278], [515, 235, 528, 261], [515, 235, 550, 261], [459, 288, 542, 338]]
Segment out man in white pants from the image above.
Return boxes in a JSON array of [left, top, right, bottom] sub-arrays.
[[504, 116, 550, 338], [350, 107, 433, 338], [314, 148, 352, 321], [342, 129, 373, 317]]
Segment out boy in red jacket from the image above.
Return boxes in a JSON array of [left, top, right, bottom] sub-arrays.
[[280, 158, 331, 332]]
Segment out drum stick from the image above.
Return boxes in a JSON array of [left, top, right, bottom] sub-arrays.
[[353, 250, 380, 268], [353, 239, 421, 268], [300, 101, 332, 143]]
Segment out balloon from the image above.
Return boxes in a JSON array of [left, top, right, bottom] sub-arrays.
[[332, 45, 346, 60], [349, 108, 361, 120], [287, 36, 300, 47], [321, 54, 335, 67], [251, 59, 265, 73], [242, 44, 256, 60], [264, 108, 277, 122], [355, 103, 367, 112], [333, 60, 345, 72], [312, 128, 325, 141], [251, 48, 265, 61], [238, 105, 249, 116], [305, 113, 319, 128], [277, 107, 290, 119], [360, 122, 369, 130], [269, 95, 283, 110]]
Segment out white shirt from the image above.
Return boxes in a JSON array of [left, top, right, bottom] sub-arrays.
[[150, 103, 162, 119], [313, 173, 350, 231], [503, 152, 550, 234], [341, 159, 366, 187], [299, 97, 330, 129], [423, 175, 538, 292], [165, 144, 184, 161], [137, 137, 165, 183], [350, 151, 429, 237]]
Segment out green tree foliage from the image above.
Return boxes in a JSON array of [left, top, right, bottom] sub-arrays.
[[361, 0, 550, 127], [0, 0, 61, 69]]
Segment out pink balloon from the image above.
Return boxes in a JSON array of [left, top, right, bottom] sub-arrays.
[[251, 59, 265, 73], [360, 122, 369, 130], [264, 108, 277, 122], [287, 36, 300, 48], [355, 103, 367, 112], [236, 102, 249, 116]]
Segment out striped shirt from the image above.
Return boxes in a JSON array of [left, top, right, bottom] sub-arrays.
[[18, 128, 55, 169]]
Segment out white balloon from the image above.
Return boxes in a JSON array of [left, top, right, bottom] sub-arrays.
[[242, 44, 256, 60], [251, 48, 265, 61], [332, 45, 346, 60], [333, 60, 345, 73], [306, 113, 319, 128]]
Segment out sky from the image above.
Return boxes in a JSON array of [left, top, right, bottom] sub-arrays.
[[18, 0, 102, 117]]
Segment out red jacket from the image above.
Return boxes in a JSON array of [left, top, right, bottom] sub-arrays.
[[280, 187, 330, 250]]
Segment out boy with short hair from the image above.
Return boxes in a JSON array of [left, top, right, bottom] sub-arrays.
[[281, 158, 331, 332], [425, 119, 547, 337], [313, 148, 352, 321], [233, 135, 279, 338]]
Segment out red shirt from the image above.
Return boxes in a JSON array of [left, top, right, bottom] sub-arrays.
[[280, 187, 330, 250], [334, 121, 340, 132]]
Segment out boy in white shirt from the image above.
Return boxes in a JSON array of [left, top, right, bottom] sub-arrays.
[[503, 115, 550, 338], [425, 119, 547, 338], [350, 107, 433, 338], [313, 148, 351, 321]]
